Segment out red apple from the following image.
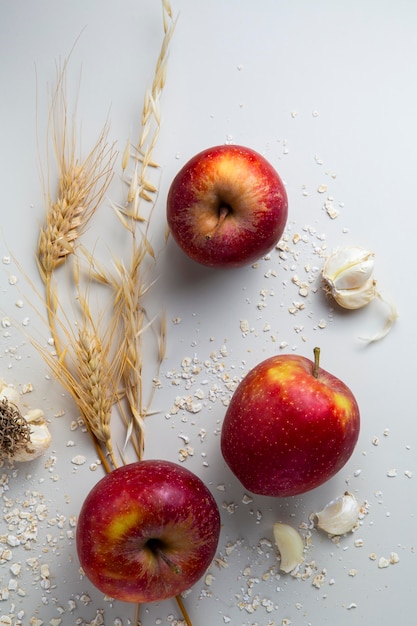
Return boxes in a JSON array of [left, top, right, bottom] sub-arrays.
[[76, 459, 221, 603], [166, 144, 288, 267], [221, 348, 360, 497]]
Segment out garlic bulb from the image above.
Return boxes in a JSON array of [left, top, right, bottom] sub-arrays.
[[0, 378, 51, 462], [12, 408, 52, 462], [322, 247, 376, 309], [322, 246, 397, 341], [273, 522, 304, 573], [312, 492, 360, 536]]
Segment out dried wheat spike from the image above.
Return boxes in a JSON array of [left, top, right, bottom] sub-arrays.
[[76, 327, 114, 450], [37, 134, 116, 282]]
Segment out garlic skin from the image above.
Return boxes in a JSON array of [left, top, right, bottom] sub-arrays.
[[0, 378, 52, 462], [322, 247, 376, 309], [313, 492, 360, 536], [273, 522, 304, 573]]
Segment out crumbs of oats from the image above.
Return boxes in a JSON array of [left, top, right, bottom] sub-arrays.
[[240, 319, 250, 334]]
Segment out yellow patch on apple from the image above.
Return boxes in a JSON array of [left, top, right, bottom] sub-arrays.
[[107, 510, 143, 540], [334, 392, 353, 426]]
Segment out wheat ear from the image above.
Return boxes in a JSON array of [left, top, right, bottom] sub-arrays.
[[36, 59, 116, 355], [105, 0, 175, 460]]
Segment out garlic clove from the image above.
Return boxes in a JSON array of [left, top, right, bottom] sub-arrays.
[[273, 522, 304, 573], [332, 277, 377, 310], [313, 492, 360, 536], [323, 247, 375, 291], [322, 245, 398, 341]]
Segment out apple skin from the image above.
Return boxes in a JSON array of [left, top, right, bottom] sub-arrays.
[[76, 460, 221, 603], [166, 144, 288, 268], [220, 351, 360, 497]]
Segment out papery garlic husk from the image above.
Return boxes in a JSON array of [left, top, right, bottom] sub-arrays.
[[313, 492, 360, 536], [12, 408, 52, 462], [273, 522, 305, 573]]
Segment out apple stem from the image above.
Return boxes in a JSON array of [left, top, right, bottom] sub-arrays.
[[313, 346, 321, 378], [205, 205, 230, 240], [146, 539, 182, 575], [175, 595, 193, 626], [159, 550, 182, 574]]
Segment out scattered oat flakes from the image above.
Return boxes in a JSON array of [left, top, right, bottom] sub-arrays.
[[390, 552, 400, 564], [71, 455, 87, 466], [240, 319, 250, 334], [324, 199, 338, 219], [312, 572, 326, 588]]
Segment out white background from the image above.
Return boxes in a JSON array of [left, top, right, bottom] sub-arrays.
[[0, 1, 416, 625]]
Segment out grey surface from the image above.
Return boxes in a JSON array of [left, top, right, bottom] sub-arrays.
[[0, 1, 415, 624]]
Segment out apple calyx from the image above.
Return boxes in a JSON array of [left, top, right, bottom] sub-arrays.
[[205, 204, 230, 240], [313, 346, 321, 379], [146, 538, 182, 575]]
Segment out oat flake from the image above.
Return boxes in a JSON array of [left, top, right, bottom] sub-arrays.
[[71, 455, 87, 466]]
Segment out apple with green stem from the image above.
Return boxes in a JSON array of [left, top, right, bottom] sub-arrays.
[[166, 144, 288, 268], [76, 459, 221, 603], [221, 348, 360, 497]]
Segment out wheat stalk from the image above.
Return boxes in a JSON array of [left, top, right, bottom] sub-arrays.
[[37, 59, 117, 355], [117, 0, 176, 225], [104, 0, 175, 460], [32, 3, 192, 624], [33, 54, 122, 469], [33, 269, 125, 472]]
